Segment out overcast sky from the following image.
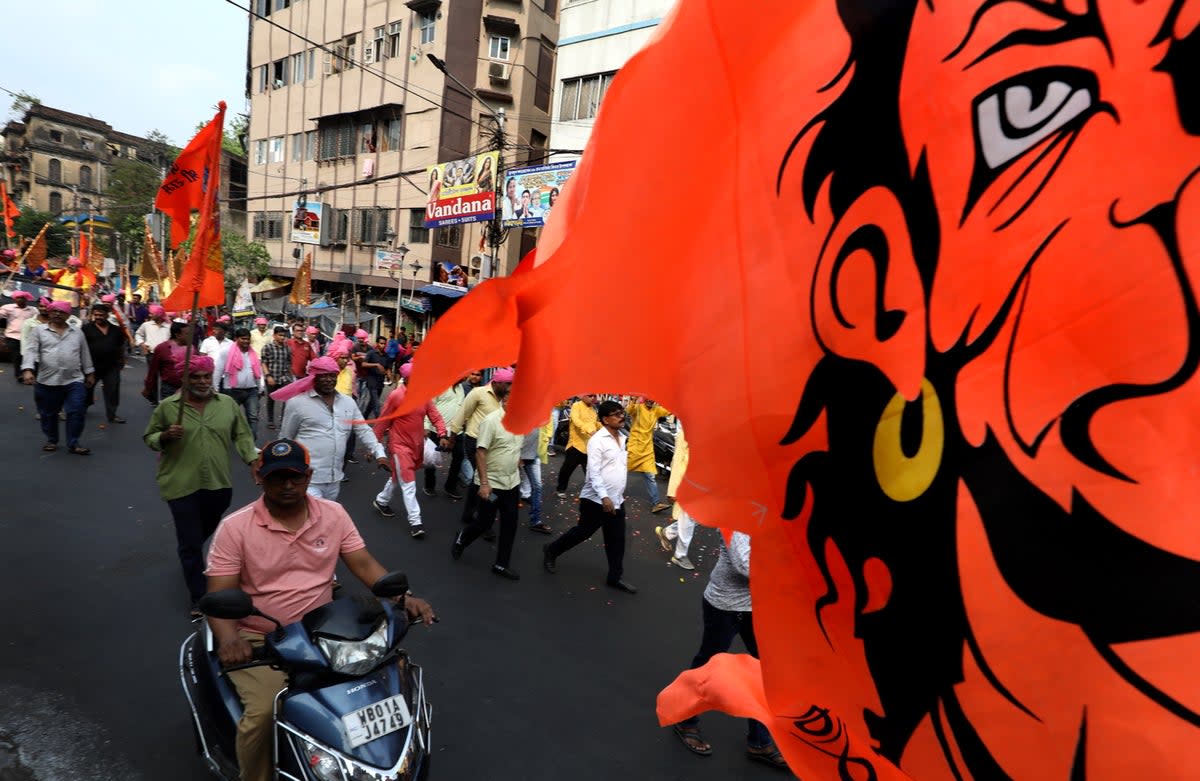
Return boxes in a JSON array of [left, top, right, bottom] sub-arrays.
[[4, 0, 249, 146]]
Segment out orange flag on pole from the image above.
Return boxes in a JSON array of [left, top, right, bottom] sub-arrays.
[[0, 182, 19, 239], [20, 223, 48, 271], [159, 103, 225, 309], [289, 251, 312, 306], [400, 2, 1200, 779]]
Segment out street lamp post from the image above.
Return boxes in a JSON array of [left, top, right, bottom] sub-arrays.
[[385, 242, 410, 338]]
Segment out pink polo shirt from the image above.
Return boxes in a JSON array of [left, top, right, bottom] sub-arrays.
[[207, 496, 366, 634]]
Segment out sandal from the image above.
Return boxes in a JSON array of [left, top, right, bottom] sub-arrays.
[[672, 724, 712, 757], [67, 446, 91, 456], [42, 443, 57, 452], [746, 744, 788, 769]]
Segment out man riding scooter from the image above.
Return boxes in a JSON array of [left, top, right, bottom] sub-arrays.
[[205, 438, 436, 781]]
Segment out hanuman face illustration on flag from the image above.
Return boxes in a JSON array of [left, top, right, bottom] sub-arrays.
[[776, 0, 1200, 776]]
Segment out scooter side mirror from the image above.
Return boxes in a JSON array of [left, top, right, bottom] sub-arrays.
[[198, 589, 257, 620], [371, 571, 410, 599]]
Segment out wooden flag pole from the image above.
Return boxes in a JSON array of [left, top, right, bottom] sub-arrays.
[[174, 290, 202, 427]]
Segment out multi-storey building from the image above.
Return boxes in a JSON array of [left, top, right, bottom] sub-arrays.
[[245, 0, 560, 332]]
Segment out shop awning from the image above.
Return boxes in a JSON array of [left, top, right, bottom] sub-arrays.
[[249, 277, 293, 293], [417, 283, 467, 299]]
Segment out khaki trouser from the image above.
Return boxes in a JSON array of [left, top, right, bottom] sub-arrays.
[[226, 631, 288, 781]]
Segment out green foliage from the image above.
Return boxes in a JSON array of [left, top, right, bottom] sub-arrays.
[[193, 112, 247, 157], [222, 232, 270, 293], [9, 91, 40, 118], [105, 157, 160, 253], [12, 210, 71, 258]]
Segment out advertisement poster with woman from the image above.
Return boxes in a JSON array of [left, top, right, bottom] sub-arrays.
[[423, 151, 500, 228], [500, 161, 577, 228]]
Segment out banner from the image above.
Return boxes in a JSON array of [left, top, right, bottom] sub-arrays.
[[375, 248, 410, 273], [1, 181, 19, 239], [232, 279, 254, 316], [20, 223, 49, 271], [423, 151, 499, 228], [500, 161, 575, 228], [291, 197, 324, 244]]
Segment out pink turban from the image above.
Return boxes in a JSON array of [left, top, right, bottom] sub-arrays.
[[10, 291, 33, 301], [305, 325, 319, 335], [354, 329, 369, 339], [38, 297, 51, 307], [47, 301, 72, 314], [399, 362, 413, 379], [327, 343, 350, 359], [67, 257, 81, 268], [149, 304, 166, 317], [491, 367, 514, 383], [184, 355, 215, 375], [270, 356, 339, 402], [218, 315, 232, 323], [254, 317, 268, 325], [101, 294, 116, 303]]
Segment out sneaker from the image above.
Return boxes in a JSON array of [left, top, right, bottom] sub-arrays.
[[491, 564, 520, 581], [671, 555, 696, 571], [451, 534, 465, 560], [556, 491, 567, 498], [530, 523, 554, 535], [410, 525, 426, 539], [372, 499, 395, 517], [651, 502, 672, 514], [654, 526, 674, 553]]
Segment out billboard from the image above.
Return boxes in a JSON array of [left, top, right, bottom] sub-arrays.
[[499, 160, 577, 228], [423, 151, 499, 228], [375, 248, 410, 273], [291, 197, 325, 244]]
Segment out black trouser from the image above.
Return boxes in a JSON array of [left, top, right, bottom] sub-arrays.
[[445, 434, 474, 492], [265, 382, 290, 422], [6, 337, 21, 381], [85, 364, 122, 420], [545, 498, 626, 583], [678, 598, 771, 747], [556, 446, 588, 492], [459, 486, 519, 567], [166, 487, 233, 603]]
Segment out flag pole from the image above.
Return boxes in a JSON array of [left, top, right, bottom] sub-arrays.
[[174, 289, 202, 427]]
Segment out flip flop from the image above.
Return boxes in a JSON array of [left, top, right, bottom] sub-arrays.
[[746, 744, 788, 769], [672, 724, 712, 757], [67, 446, 91, 456], [42, 443, 57, 452]]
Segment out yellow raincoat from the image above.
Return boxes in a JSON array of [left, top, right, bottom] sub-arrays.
[[626, 401, 670, 474]]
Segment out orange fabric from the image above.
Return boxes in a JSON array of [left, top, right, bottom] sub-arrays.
[[159, 103, 225, 309], [402, 1, 1200, 779], [21, 225, 48, 271], [1, 182, 19, 239], [289, 252, 312, 305]]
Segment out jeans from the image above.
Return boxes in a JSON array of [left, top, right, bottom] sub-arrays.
[[545, 498, 626, 583], [459, 486, 519, 567], [166, 487, 233, 603], [225, 387, 259, 438], [85, 365, 122, 420], [639, 471, 661, 505], [34, 381, 87, 447], [358, 382, 382, 419], [678, 598, 771, 749], [265, 387, 289, 424], [556, 446, 587, 493], [519, 460, 543, 526]]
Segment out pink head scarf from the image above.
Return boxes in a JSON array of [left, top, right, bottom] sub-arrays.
[[184, 355, 215, 375], [47, 301, 72, 314], [269, 355, 339, 401], [149, 304, 166, 317], [491, 367, 514, 383], [10, 291, 33, 301], [254, 317, 268, 325], [354, 329, 369, 339], [305, 326, 319, 335], [327, 342, 350, 359], [399, 362, 413, 380], [67, 258, 81, 268], [101, 294, 116, 304]]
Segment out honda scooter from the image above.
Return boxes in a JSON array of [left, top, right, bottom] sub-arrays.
[[180, 572, 432, 780]]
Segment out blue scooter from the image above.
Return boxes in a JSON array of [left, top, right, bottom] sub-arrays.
[[179, 572, 432, 780]]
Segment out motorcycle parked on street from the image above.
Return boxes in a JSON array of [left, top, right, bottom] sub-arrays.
[[180, 572, 432, 781]]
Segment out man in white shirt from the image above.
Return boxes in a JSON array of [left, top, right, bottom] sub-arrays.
[[20, 300, 96, 454], [543, 399, 637, 593], [134, 305, 171, 355], [200, 321, 233, 388], [278, 356, 388, 500], [1, 291, 38, 382], [215, 327, 265, 439]]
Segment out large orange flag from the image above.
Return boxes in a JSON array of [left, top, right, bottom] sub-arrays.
[[0, 182, 19, 239], [159, 103, 225, 309], [20, 223, 48, 271], [403, 1, 1200, 779]]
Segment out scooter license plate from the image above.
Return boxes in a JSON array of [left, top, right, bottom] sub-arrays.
[[342, 694, 413, 748]]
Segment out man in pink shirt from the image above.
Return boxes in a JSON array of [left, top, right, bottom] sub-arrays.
[[206, 438, 436, 781]]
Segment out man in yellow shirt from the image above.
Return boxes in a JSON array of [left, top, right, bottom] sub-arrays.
[[555, 393, 599, 497], [626, 397, 672, 513], [449, 368, 513, 523]]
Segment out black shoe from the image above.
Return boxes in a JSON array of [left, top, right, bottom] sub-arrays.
[[346, 455, 360, 465], [607, 580, 638, 594], [491, 564, 520, 581], [372, 499, 395, 517], [542, 544, 557, 574], [481, 529, 497, 542], [109, 416, 127, 424], [451, 534, 465, 560], [410, 525, 426, 539], [422, 487, 437, 497], [445, 487, 463, 501]]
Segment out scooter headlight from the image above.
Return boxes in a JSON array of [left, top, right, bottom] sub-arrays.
[[303, 741, 345, 781], [316, 621, 389, 676]]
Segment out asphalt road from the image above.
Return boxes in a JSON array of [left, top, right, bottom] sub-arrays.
[[0, 359, 787, 781]]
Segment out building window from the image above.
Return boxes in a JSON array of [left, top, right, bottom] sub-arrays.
[[291, 133, 303, 162], [317, 123, 355, 160], [292, 52, 306, 84], [272, 58, 288, 88], [48, 159, 61, 182], [50, 130, 63, 143], [329, 208, 349, 243], [254, 140, 267, 165], [373, 26, 386, 61], [258, 65, 269, 93], [81, 137, 94, 151], [354, 208, 392, 244], [384, 119, 402, 152], [269, 136, 284, 162], [559, 72, 616, 121], [419, 13, 435, 44], [343, 34, 357, 69], [360, 123, 376, 153], [436, 223, 462, 249], [79, 165, 93, 189], [305, 131, 317, 160], [80, 198, 93, 213], [48, 192, 62, 214], [527, 129, 547, 164], [274, 0, 289, 9], [307, 49, 316, 80], [535, 40, 556, 112], [488, 35, 511, 61], [388, 22, 402, 58], [254, 0, 270, 15], [252, 211, 286, 240], [543, 0, 557, 17], [408, 209, 429, 243]]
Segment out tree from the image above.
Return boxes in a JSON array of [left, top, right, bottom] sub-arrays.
[[221, 232, 270, 294], [8, 91, 40, 119], [105, 157, 161, 259], [195, 112, 248, 157], [12, 210, 71, 258]]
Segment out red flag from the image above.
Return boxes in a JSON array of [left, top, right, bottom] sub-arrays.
[[160, 103, 225, 309], [402, 1, 1200, 780], [0, 182, 19, 239]]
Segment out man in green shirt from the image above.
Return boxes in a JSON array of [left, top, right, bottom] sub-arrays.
[[143, 354, 259, 618]]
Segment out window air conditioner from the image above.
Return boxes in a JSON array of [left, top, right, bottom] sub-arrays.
[[488, 62, 511, 83]]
